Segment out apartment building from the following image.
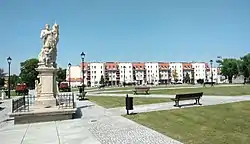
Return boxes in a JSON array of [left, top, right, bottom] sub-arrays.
[[182, 63, 194, 83], [118, 62, 134, 83], [89, 62, 105, 86], [145, 62, 159, 84], [66, 65, 81, 87], [66, 61, 221, 87], [104, 62, 120, 86], [159, 62, 170, 84], [192, 62, 206, 83], [132, 62, 146, 85], [206, 67, 219, 83], [169, 62, 183, 82]]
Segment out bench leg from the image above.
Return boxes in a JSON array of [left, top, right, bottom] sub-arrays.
[[198, 98, 202, 105], [174, 100, 180, 107], [194, 99, 198, 104], [195, 99, 202, 105]]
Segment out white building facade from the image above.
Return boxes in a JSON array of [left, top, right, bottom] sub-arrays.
[[89, 62, 105, 87], [169, 62, 183, 83], [145, 62, 159, 84], [66, 61, 222, 87], [192, 62, 206, 83], [66, 65, 82, 87], [118, 63, 134, 83]]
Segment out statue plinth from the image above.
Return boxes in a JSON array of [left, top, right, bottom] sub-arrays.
[[35, 66, 57, 108]]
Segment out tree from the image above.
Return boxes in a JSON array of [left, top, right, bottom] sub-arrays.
[[19, 58, 39, 88], [0, 68, 6, 87], [99, 75, 105, 85], [57, 68, 66, 83], [240, 53, 250, 83], [172, 69, 178, 82], [184, 73, 190, 83], [9, 74, 20, 89], [219, 58, 239, 83]]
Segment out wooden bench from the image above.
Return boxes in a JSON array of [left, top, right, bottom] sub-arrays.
[[133, 87, 150, 95], [203, 82, 215, 87], [171, 92, 203, 107], [98, 84, 105, 89]]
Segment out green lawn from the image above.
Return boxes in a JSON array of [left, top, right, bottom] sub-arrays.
[[125, 101, 250, 144], [112, 85, 250, 96], [87, 96, 171, 108], [0, 90, 17, 97]]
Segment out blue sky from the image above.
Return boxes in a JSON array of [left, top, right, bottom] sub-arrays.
[[0, 0, 250, 74]]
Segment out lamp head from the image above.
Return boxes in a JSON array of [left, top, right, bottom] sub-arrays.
[[68, 63, 72, 67], [7, 57, 12, 64], [81, 52, 85, 59]]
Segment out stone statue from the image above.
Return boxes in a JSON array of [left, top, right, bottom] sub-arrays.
[[35, 80, 42, 97], [38, 23, 60, 67]]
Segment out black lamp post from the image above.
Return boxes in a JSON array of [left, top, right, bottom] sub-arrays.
[[68, 63, 71, 92], [210, 60, 213, 86], [7, 57, 12, 99], [81, 52, 85, 98], [123, 66, 126, 87]]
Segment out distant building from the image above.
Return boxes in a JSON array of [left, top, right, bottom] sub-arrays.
[[145, 62, 159, 84], [66, 61, 220, 87]]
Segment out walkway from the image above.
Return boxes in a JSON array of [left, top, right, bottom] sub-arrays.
[[88, 84, 243, 94], [107, 95, 250, 115], [0, 100, 182, 144], [1, 91, 249, 144]]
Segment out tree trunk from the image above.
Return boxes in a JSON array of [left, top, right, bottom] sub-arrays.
[[228, 76, 233, 83]]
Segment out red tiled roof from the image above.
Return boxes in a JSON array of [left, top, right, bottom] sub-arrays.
[[159, 62, 170, 70], [105, 62, 118, 70], [132, 63, 145, 70], [182, 63, 193, 70]]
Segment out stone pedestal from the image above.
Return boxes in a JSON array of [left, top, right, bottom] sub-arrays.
[[36, 66, 57, 108]]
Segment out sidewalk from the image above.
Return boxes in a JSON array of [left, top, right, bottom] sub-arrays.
[[107, 95, 250, 115], [0, 100, 182, 144]]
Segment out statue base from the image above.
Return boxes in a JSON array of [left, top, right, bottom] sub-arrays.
[[35, 66, 57, 108]]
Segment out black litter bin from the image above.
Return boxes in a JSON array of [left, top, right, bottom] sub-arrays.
[[125, 94, 133, 115], [79, 87, 83, 94], [4, 90, 8, 96]]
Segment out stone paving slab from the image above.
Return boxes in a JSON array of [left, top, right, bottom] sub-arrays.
[[22, 122, 59, 144], [57, 119, 101, 144]]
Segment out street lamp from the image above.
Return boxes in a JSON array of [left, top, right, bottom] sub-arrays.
[[7, 57, 12, 99], [123, 66, 126, 87], [68, 63, 71, 92], [81, 52, 85, 99], [210, 60, 213, 86]]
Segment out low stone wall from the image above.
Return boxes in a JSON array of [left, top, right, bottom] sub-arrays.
[[9, 108, 76, 124]]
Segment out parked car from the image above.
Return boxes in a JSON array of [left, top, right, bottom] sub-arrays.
[[59, 82, 70, 92], [15, 83, 29, 95]]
